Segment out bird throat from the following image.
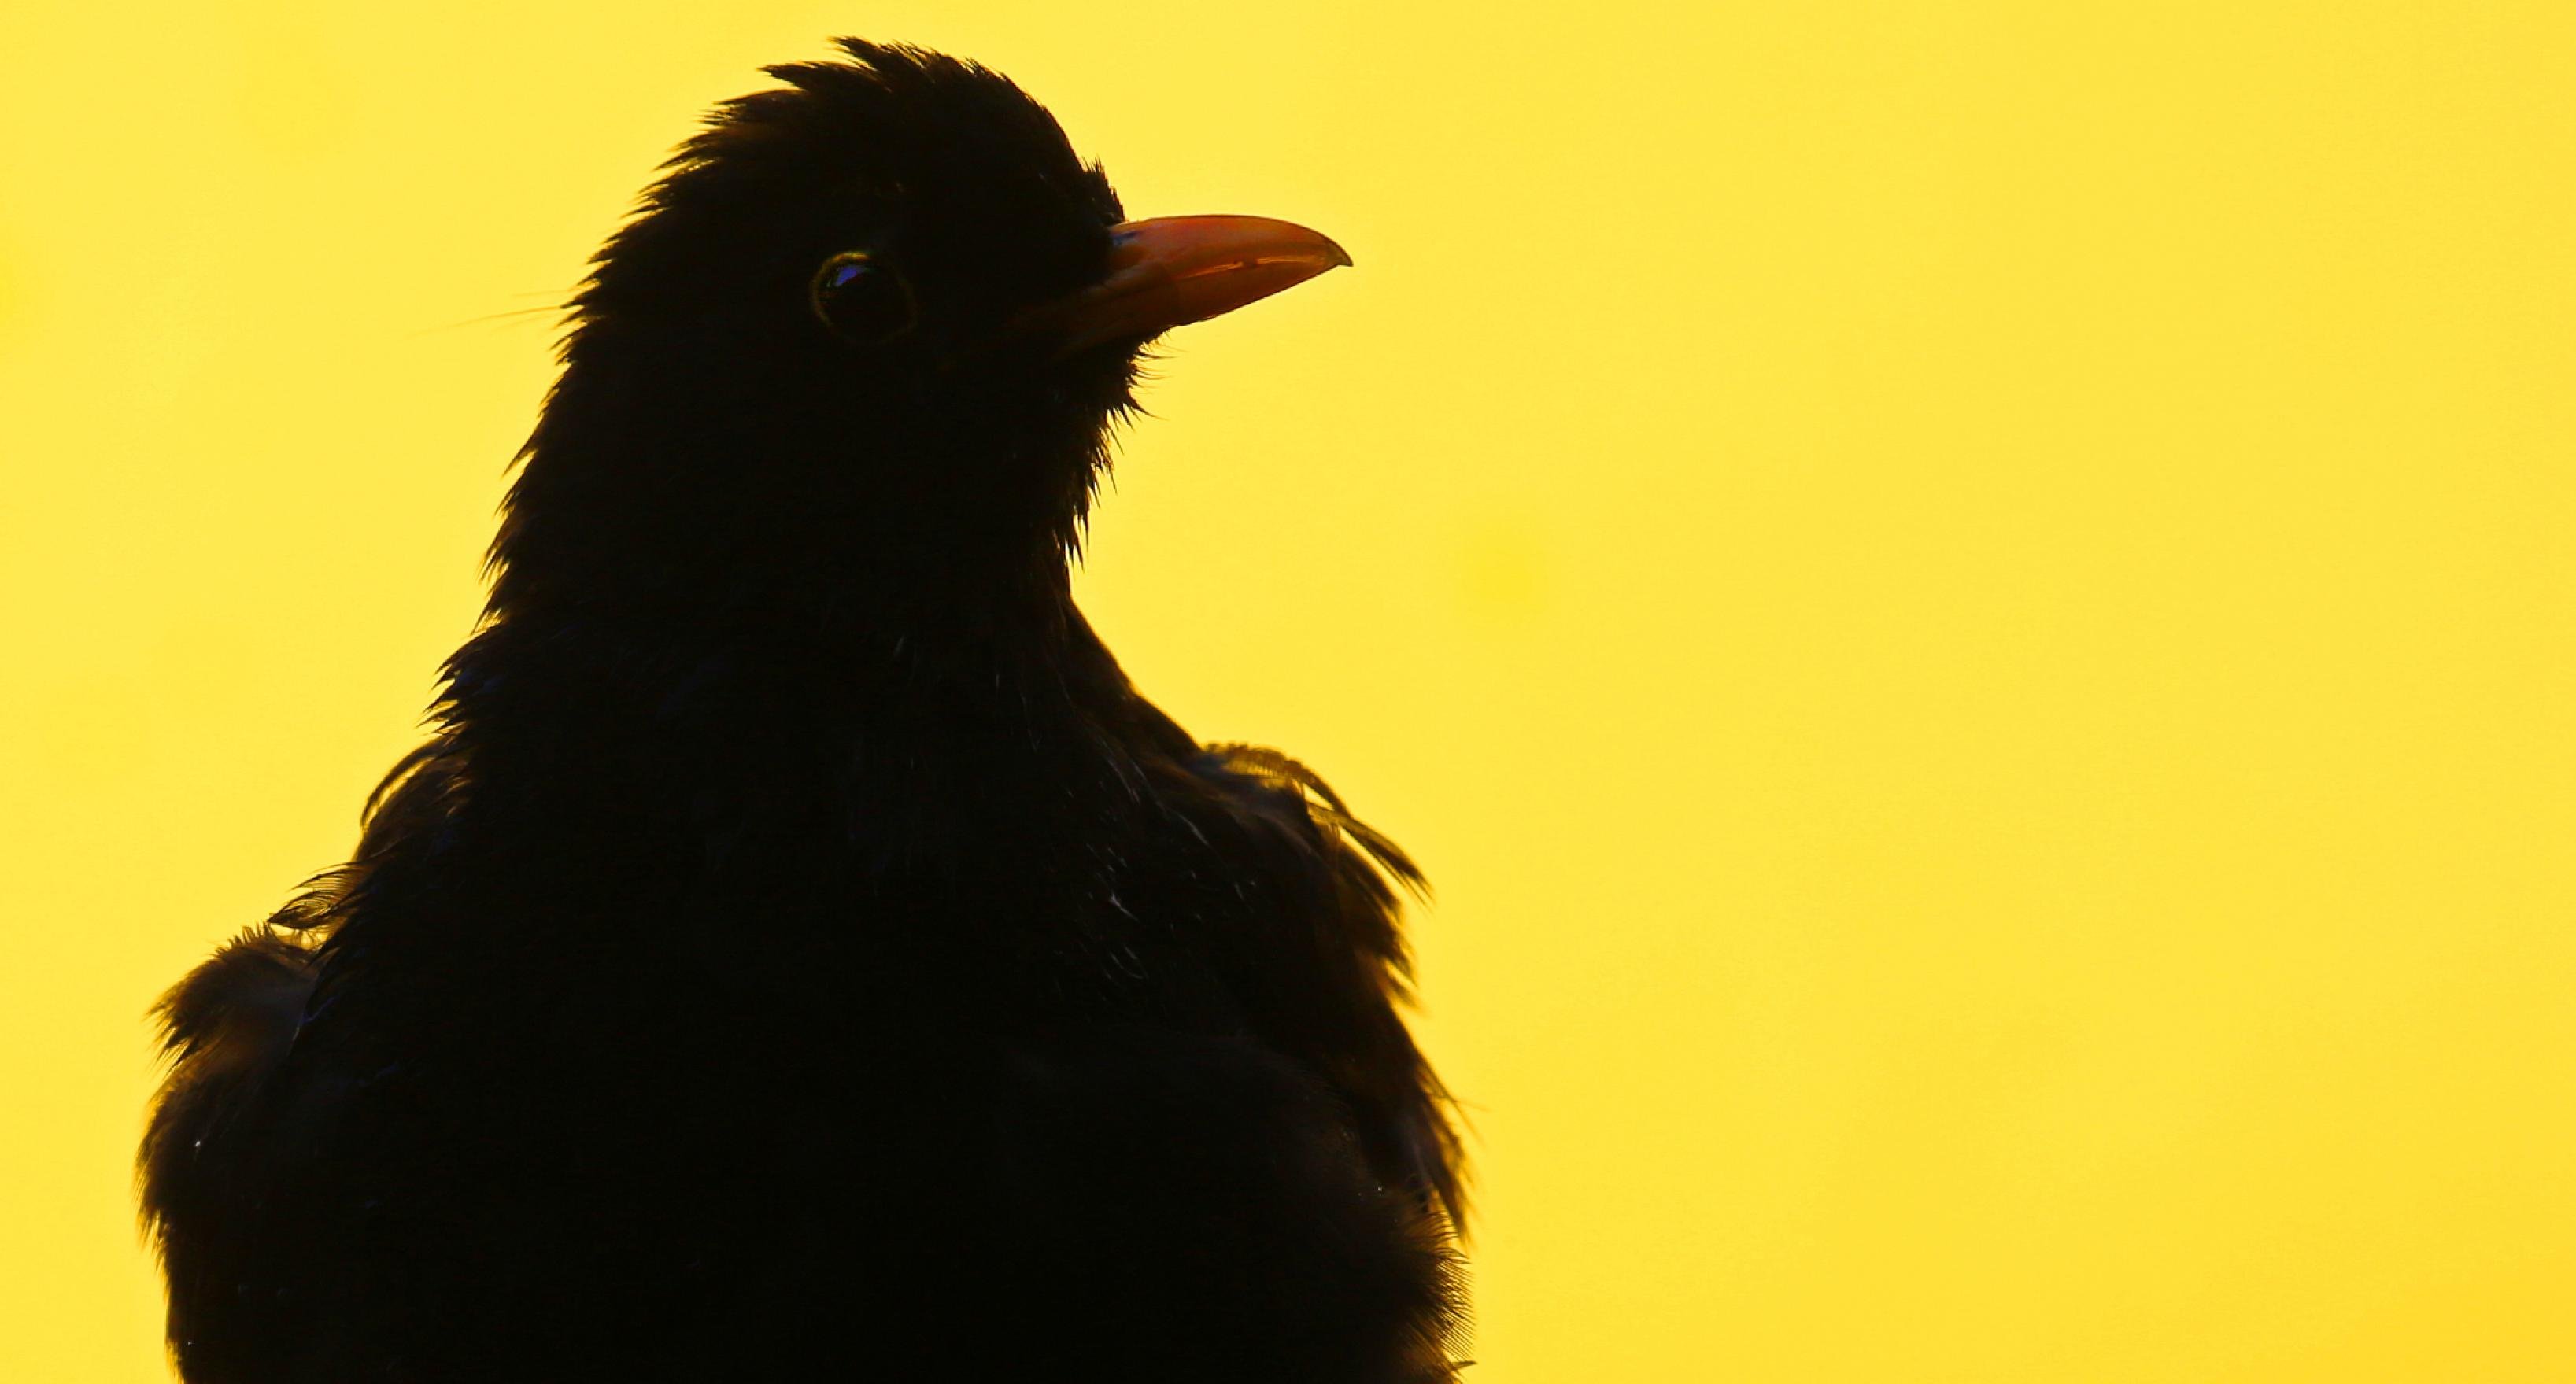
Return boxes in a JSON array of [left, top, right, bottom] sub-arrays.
[[425, 358, 1144, 895], [444, 523, 1136, 888]]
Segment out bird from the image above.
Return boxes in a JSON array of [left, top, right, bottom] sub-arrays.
[[138, 39, 1465, 1384]]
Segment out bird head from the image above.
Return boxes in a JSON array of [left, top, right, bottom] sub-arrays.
[[494, 40, 1348, 628]]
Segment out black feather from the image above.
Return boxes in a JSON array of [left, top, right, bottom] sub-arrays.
[[142, 39, 1464, 1382]]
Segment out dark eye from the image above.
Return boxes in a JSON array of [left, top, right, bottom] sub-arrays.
[[809, 252, 917, 344]]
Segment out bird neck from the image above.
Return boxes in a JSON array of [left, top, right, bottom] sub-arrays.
[[451, 541, 1096, 733], [422, 375, 1152, 875], [430, 529, 1155, 870]]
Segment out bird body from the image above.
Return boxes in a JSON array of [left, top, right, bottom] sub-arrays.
[[142, 42, 1462, 1382]]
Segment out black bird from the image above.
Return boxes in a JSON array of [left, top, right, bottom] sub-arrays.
[[140, 40, 1464, 1383]]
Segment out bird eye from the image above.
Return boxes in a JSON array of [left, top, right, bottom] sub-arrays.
[[809, 252, 917, 344]]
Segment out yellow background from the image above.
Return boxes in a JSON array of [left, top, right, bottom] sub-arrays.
[[4, 3, 2571, 1378]]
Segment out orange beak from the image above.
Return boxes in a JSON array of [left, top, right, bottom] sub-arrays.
[[1014, 215, 1351, 356]]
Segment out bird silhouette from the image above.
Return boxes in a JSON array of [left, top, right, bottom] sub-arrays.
[[140, 39, 1465, 1383]]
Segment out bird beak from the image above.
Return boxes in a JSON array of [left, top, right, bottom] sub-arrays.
[[1011, 215, 1352, 357]]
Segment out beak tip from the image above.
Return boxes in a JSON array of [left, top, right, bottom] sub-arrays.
[[1323, 237, 1355, 270]]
